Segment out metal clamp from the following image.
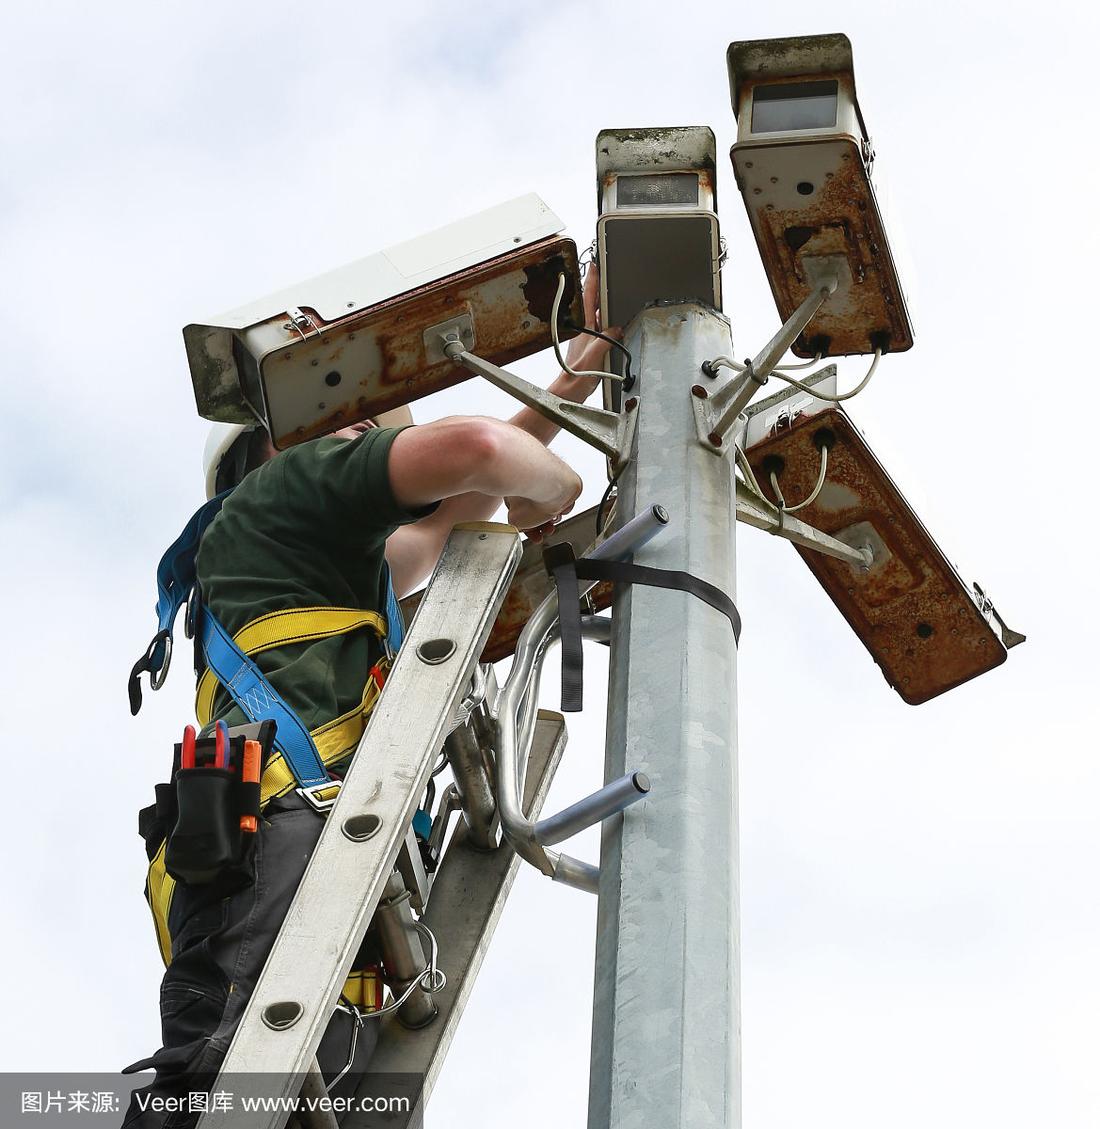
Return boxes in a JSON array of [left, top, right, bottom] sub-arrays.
[[284, 306, 322, 341]]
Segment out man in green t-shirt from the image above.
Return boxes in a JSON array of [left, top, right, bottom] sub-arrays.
[[123, 272, 615, 1127]]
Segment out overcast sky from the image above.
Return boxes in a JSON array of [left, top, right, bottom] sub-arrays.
[[1, 1, 1096, 1126]]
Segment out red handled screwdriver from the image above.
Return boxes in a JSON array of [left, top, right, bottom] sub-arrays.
[[181, 724, 197, 770]]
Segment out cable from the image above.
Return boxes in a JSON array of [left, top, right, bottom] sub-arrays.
[[562, 321, 634, 383], [552, 274, 626, 383], [703, 355, 746, 375], [768, 348, 881, 403], [703, 348, 881, 404], [737, 441, 828, 516], [734, 445, 779, 515], [782, 445, 829, 514], [775, 354, 822, 371], [595, 462, 626, 535]]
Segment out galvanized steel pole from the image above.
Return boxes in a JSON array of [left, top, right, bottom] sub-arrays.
[[589, 302, 740, 1129]]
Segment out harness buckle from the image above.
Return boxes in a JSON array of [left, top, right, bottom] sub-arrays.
[[296, 780, 342, 814], [148, 630, 173, 691]]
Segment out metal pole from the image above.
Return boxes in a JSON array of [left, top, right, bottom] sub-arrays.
[[589, 302, 740, 1129]]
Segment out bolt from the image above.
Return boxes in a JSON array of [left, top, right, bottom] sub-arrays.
[[691, 385, 708, 399], [708, 432, 722, 447], [625, 397, 638, 412]]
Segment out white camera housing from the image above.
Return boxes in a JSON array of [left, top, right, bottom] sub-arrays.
[[596, 127, 722, 334], [184, 194, 583, 448]]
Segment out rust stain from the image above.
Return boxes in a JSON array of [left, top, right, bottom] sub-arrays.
[[746, 409, 1005, 704], [734, 131, 912, 357], [522, 252, 576, 326], [271, 238, 582, 448]]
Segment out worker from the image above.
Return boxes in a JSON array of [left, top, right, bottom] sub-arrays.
[[122, 268, 616, 1127]]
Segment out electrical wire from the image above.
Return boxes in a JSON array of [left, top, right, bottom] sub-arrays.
[[734, 445, 778, 515], [736, 441, 828, 516], [562, 321, 634, 383], [767, 348, 882, 403], [595, 462, 626, 535], [775, 354, 822, 371], [552, 274, 626, 383], [703, 348, 881, 404], [782, 445, 829, 513], [704, 355, 746, 374]]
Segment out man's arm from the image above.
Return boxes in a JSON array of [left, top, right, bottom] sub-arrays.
[[386, 268, 616, 595], [384, 415, 581, 595]]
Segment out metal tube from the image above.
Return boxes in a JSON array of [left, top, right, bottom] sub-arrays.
[[589, 303, 741, 1129], [535, 773, 650, 846], [494, 511, 669, 892], [374, 872, 437, 1030], [592, 503, 668, 560], [444, 721, 498, 849]]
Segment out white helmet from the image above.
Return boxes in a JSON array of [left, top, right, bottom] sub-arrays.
[[202, 422, 251, 500], [202, 406, 415, 500]]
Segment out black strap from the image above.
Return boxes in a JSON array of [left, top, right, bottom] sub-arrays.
[[544, 552, 742, 712], [543, 543, 586, 711]]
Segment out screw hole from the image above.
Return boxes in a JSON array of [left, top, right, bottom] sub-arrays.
[[796, 181, 815, 196], [325, 371, 342, 387], [916, 622, 934, 639]]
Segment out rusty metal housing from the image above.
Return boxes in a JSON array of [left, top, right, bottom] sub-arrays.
[[728, 34, 913, 357], [745, 406, 1020, 704]]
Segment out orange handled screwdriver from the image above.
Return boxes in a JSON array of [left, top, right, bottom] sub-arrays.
[[240, 739, 261, 833]]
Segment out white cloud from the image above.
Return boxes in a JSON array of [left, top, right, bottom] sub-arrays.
[[1, 1, 1096, 1126]]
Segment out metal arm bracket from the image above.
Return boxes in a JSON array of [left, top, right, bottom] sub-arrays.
[[735, 478, 872, 568], [439, 334, 637, 468], [693, 269, 840, 454]]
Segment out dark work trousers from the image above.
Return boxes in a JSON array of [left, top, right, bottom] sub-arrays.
[[122, 792, 379, 1128]]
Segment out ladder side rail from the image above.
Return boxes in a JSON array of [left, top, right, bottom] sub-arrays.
[[350, 709, 570, 1127], [198, 523, 521, 1129]]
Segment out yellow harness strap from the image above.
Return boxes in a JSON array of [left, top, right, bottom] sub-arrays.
[[195, 607, 386, 728], [147, 605, 389, 972]]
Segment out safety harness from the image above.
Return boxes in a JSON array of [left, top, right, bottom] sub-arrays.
[[130, 490, 404, 965]]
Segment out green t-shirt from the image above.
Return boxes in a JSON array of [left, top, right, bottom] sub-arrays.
[[195, 426, 434, 746]]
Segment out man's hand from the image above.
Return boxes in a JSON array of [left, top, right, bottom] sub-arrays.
[[561, 264, 622, 382], [504, 461, 581, 535]]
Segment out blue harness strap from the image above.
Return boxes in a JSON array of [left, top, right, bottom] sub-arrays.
[[128, 491, 232, 715], [382, 562, 405, 655], [197, 605, 330, 790], [129, 492, 403, 793]]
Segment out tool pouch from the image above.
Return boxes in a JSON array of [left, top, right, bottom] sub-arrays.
[[166, 766, 251, 885], [138, 720, 274, 890]]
